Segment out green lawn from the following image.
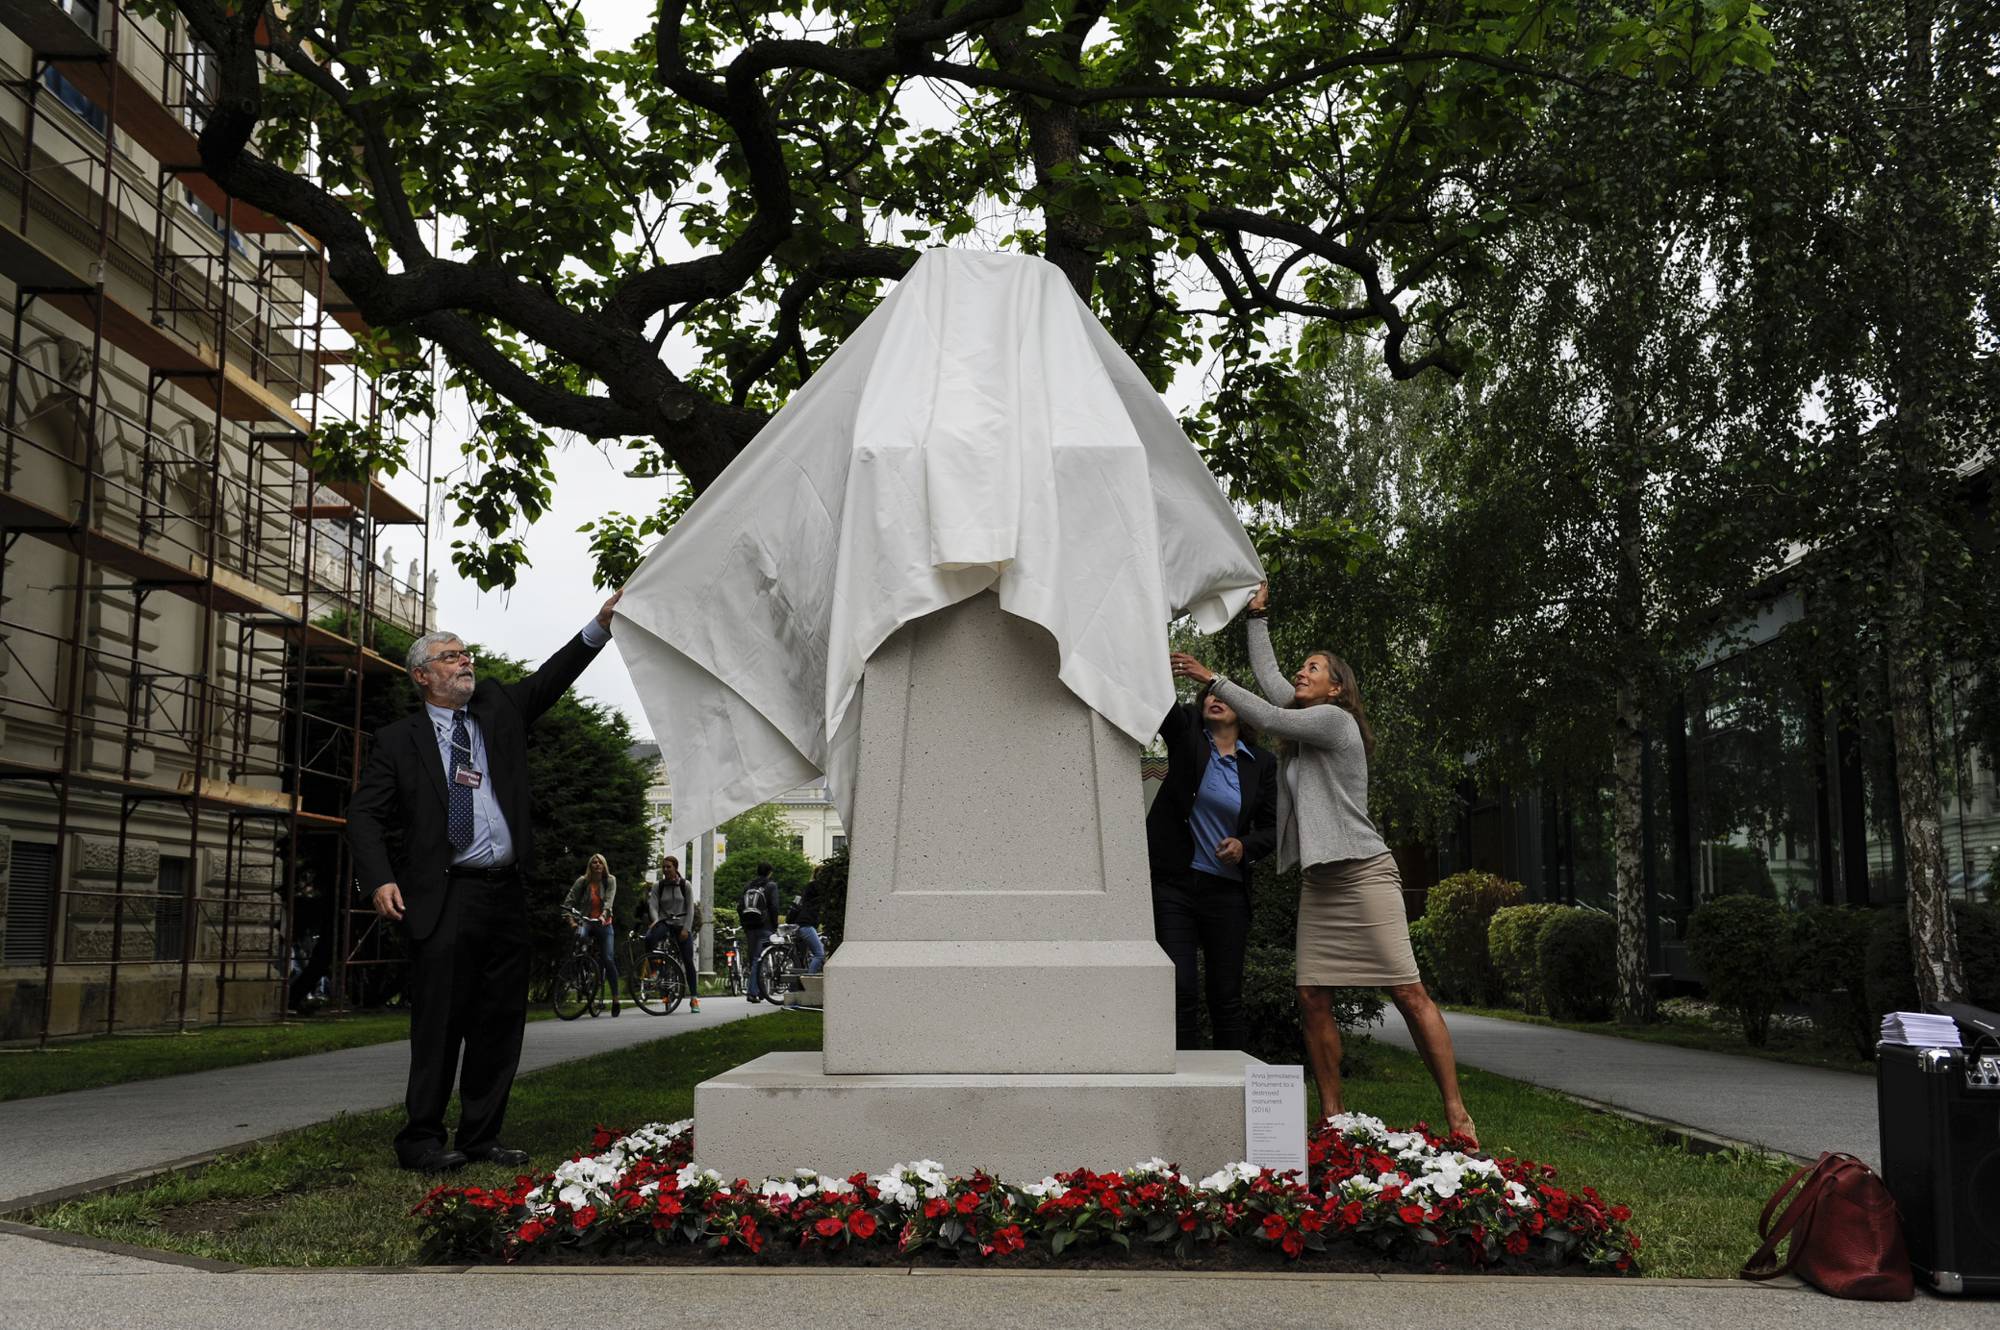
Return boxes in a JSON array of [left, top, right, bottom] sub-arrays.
[[32, 1018, 1785, 1278], [1443, 1003, 1873, 1076], [0, 1012, 423, 1103]]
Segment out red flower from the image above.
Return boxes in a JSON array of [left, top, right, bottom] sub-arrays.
[[1298, 1209, 1324, 1232], [573, 1206, 598, 1229], [517, 1219, 547, 1243], [981, 1224, 1025, 1257], [848, 1209, 878, 1239], [1339, 1201, 1365, 1228], [1261, 1214, 1288, 1241], [1505, 1232, 1530, 1256], [1178, 1210, 1198, 1232], [815, 1216, 845, 1239], [924, 1197, 949, 1219], [955, 1192, 979, 1215], [1610, 1204, 1632, 1223], [1281, 1229, 1305, 1258], [1397, 1204, 1427, 1227]]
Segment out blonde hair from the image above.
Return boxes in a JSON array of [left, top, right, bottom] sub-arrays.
[[587, 853, 609, 878]]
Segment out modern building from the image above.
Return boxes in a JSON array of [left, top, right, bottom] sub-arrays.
[[0, 2, 429, 1041]]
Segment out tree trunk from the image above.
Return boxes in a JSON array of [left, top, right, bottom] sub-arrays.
[[1886, 539, 1965, 1007], [1612, 677, 1651, 1023], [1884, 0, 1963, 1010]]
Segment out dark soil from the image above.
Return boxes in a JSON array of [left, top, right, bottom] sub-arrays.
[[152, 1194, 291, 1239], [507, 1239, 1621, 1277]]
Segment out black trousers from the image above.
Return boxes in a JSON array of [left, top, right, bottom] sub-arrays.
[[1151, 868, 1252, 1052], [394, 869, 529, 1164]]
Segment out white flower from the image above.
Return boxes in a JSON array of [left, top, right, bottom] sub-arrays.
[[759, 1179, 802, 1202]]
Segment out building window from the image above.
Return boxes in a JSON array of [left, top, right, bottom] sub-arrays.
[[831, 836, 847, 855], [4, 842, 59, 966], [790, 835, 805, 855], [155, 857, 188, 962], [39, 2, 106, 134]]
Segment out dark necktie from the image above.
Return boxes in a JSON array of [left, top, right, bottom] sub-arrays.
[[448, 710, 475, 852]]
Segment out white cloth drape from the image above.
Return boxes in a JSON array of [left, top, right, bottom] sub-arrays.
[[613, 249, 1264, 847]]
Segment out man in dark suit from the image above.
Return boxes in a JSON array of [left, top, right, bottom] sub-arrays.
[[1145, 689, 1278, 1052], [348, 589, 621, 1171]]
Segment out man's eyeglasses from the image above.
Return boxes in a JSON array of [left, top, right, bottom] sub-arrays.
[[422, 649, 475, 668]]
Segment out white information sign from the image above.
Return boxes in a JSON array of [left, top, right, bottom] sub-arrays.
[[1243, 1064, 1308, 1179]]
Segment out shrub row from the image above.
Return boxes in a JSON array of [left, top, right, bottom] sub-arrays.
[[1688, 896, 2000, 1054]]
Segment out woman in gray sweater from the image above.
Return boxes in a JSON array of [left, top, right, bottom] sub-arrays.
[[1171, 582, 1475, 1147]]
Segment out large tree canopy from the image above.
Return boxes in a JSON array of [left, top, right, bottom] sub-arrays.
[[163, 0, 1768, 586]]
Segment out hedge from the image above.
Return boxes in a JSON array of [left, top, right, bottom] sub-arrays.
[[1417, 872, 1524, 1004], [1685, 895, 1792, 1046], [1537, 909, 1616, 1021], [1489, 904, 1567, 1015]]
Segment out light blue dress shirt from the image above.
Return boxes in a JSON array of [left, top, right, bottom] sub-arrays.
[[424, 617, 609, 868], [1188, 733, 1245, 881]]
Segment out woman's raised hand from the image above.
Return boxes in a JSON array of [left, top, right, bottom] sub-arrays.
[[1169, 652, 1215, 685], [1248, 580, 1270, 614]]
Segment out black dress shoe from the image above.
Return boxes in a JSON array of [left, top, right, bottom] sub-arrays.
[[402, 1147, 469, 1174], [462, 1144, 530, 1167]]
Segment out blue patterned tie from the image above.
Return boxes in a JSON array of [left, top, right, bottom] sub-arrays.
[[447, 710, 475, 852]]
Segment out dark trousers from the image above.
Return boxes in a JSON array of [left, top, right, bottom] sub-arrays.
[[743, 924, 772, 999], [1151, 868, 1252, 1052], [644, 920, 698, 994], [394, 870, 529, 1165]]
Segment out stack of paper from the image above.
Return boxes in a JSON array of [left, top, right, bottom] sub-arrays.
[[1880, 1011, 1963, 1048]]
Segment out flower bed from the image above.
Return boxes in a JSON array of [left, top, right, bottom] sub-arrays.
[[415, 1114, 1640, 1273]]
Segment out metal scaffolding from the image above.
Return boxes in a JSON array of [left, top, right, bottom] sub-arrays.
[[0, 0, 433, 1042]]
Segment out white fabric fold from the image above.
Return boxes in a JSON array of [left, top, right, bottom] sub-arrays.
[[613, 249, 1263, 847]]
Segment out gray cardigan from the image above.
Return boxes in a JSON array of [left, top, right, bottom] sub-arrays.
[[1210, 619, 1388, 873]]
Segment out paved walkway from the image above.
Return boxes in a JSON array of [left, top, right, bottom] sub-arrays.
[[1375, 1011, 1879, 1167], [0, 997, 779, 1210], [0, 1230, 1984, 1330]]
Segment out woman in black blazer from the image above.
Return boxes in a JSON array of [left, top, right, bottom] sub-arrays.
[[1145, 689, 1278, 1051]]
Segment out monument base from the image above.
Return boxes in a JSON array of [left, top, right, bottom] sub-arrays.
[[694, 1050, 1263, 1183]]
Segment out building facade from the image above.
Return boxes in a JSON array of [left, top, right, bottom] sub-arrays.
[[0, 2, 427, 1040]]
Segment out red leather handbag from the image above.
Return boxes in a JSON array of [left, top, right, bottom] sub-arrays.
[[1741, 1152, 1914, 1300]]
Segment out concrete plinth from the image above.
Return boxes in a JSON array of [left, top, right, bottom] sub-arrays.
[[694, 1051, 1263, 1182], [824, 940, 1170, 1072]]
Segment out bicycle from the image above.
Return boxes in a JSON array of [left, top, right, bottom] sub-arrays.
[[551, 912, 603, 1021], [717, 928, 745, 997], [621, 927, 688, 1015], [754, 923, 812, 1005]]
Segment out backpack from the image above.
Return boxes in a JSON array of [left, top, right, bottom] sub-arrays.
[[741, 880, 771, 926], [1740, 1152, 1913, 1300]]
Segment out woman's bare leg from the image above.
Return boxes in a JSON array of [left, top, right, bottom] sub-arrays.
[[1388, 981, 1476, 1147], [1297, 985, 1345, 1117]]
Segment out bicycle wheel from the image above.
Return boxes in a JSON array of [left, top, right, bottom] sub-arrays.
[[657, 953, 687, 1014], [756, 945, 797, 1005], [624, 939, 662, 1014], [551, 955, 597, 1021], [628, 948, 672, 1015], [726, 950, 743, 997]]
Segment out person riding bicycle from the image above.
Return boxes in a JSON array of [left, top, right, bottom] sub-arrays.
[[644, 854, 700, 1014], [789, 871, 827, 975], [739, 863, 778, 1002], [563, 854, 619, 1016]]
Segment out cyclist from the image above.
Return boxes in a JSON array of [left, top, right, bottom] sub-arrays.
[[789, 870, 827, 975], [563, 853, 620, 1016], [643, 854, 700, 1014], [739, 862, 777, 1002]]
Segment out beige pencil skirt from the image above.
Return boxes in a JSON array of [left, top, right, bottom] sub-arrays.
[[1296, 852, 1421, 988]]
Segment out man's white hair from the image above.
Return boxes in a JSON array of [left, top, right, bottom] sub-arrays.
[[406, 630, 464, 676]]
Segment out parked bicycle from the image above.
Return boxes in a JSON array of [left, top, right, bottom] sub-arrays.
[[620, 927, 688, 1015], [717, 928, 746, 997], [552, 911, 603, 1021], [754, 923, 821, 1005]]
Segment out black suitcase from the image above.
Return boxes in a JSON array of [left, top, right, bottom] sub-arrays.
[[1876, 1005, 2000, 1296]]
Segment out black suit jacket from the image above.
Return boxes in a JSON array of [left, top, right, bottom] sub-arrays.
[[1144, 702, 1278, 881], [347, 631, 605, 941]]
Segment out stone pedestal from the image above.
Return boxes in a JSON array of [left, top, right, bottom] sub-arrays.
[[694, 593, 1256, 1181], [696, 1051, 1259, 1182]]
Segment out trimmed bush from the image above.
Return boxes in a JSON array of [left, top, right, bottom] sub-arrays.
[[1789, 905, 1875, 1060], [1418, 871, 1525, 1003], [1864, 902, 2000, 1018], [1686, 895, 1792, 1046], [1237, 944, 1386, 1073], [1489, 904, 1566, 1014], [1536, 909, 1617, 1021], [1407, 916, 1438, 989]]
